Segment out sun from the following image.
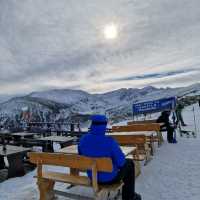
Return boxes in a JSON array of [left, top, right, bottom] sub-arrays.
[[103, 23, 118, 40]]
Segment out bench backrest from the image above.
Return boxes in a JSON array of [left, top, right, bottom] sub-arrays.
[[28, 152, 114, 193], [28, 152, 113, 172], [111, 134, 146, 146], [127, 120, 156, 125], [112, 123, 161, 132]]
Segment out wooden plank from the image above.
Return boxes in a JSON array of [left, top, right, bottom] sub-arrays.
[[0, 145, 30, 156], [28, 152, 113, 172], [58, 145, 78, 154], [120, 146, 137, 156], [127, 120, 157, 125], [112, 123, 162, 132], [108, 131, 153, 136], [111, 134, 147, 145], [54, 190, 94, 200], [12, 132, 41, 137], [38, 136, 74, 142], [91, 162, 98, 193], [43, 172, 91, 186]]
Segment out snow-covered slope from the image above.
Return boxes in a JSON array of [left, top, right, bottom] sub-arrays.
[[0, 104, 200, 200], [0, 94, 15, 103]]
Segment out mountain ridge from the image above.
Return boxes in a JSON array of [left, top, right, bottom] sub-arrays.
[[0, 82, 199, 126]]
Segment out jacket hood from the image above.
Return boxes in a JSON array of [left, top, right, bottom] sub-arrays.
[[89, 115, 108, 136]]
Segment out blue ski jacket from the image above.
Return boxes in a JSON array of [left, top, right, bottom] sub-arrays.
[[78, 115, 125, 183]]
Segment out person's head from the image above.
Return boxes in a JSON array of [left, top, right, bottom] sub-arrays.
[[89, 114, 108, 135]]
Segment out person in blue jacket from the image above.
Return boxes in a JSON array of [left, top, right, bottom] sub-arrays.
[[78, 115, 141, 200]]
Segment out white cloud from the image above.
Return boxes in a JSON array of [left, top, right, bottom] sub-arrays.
[[0, 0, 200, 94]]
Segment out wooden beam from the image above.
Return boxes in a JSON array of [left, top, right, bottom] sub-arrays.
[[127, 120, 157, 125], [28, 152, 113, 172], [112, 123, 162, 132]]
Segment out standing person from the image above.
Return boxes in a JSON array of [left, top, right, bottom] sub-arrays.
[[78, 115, 141, 200], [176, 102, 187, 126], [198, 99, 200, 108], [157, 111, 175, 143]]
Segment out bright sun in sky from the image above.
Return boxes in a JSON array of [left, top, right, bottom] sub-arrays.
[[103, 23, 118, 40]]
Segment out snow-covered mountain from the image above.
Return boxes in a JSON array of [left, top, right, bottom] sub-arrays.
[[0, 83, 199, 126], [0, 94, 16, 103]]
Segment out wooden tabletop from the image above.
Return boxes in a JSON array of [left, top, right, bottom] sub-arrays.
[[0, 130, 11, 136], [38, 136, 74, 143], [0, 145, 31, 156], [58, 144, 136, 157], [12, 132, 41, 137], [107, 132, 153, 136]]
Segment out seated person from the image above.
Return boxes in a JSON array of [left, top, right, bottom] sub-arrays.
[[157, 110, 175, 143], [78, 115, 141, 200]]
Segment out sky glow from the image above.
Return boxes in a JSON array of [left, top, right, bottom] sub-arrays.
[[0, 0, 200, 95], [103, 23, 118, 40]]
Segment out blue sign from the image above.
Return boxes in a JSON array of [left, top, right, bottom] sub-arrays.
[[133, 97, 177, 115]]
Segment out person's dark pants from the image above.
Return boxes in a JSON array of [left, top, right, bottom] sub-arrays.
[[101, 159, 135, 200], [177, 112, 185, 126], [161, 126, 174, 143], [167, 126, 174, 143]]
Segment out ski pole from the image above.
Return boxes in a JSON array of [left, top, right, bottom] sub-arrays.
[[193, 106, 197, 137]]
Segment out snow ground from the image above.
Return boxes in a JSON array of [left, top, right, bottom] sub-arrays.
[[0, 104, 200, 200]]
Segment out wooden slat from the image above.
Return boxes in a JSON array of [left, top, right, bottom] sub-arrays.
[[28, 152, 113, 172], [127, 120, 156, 125], [42, 172, 91, 186], [54, 190, 94, 200], [112, 123, 161, 132], [111, 134, 146, 145]]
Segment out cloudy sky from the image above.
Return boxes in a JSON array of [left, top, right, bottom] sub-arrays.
[[0, 0, 200, 95]]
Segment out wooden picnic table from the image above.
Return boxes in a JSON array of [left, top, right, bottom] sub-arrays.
[[0, 130, 13, 146], [36, 136, 74, 152], [112, 122, 165, 147], [58, 144, 137, 157], [109, 129, 162, 152], [0, 145, 30, 178]]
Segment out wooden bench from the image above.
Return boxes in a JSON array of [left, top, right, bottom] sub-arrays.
[[112, 123, 164, 147], [110, 134, 151, 165], [28, 152, 123, 200], [57, 145, 141, 178]]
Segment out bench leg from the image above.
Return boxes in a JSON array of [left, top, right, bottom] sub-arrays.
[[149, 137, 155, 156], [144, 145, 152, 166], [37, 178, 55, 200], [94, 189, 110, 200], [157, 131, 164, 147], [134, 160, 141, 177]]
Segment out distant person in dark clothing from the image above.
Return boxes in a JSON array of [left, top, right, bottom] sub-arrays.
[[176, 102, 187, 126], [198, 99, 200, 108], [157, 111, 175, 143], [78, 115, 141, 200]]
